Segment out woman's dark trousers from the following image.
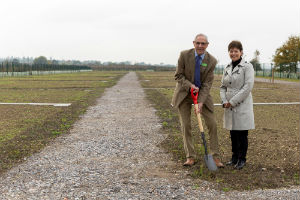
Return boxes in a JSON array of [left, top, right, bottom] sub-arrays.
[[230, 130, 248, 163]]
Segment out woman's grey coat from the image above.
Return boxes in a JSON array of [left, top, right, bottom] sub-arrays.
[[220, 59, 255, 130]]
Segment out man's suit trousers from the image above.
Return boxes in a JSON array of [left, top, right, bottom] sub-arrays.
[[178, 96, 219, 159]]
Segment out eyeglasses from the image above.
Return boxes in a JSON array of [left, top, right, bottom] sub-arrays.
[[194, 42, 208, 46]]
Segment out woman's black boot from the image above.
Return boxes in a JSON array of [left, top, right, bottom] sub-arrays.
[[235, 159, 246, 169]]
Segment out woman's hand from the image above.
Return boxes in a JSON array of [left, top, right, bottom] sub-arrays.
[[223, 102, 231, 108]]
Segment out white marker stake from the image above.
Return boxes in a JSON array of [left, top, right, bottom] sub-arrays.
[[0, 103, 71, 107], [214, 102, 300, 106]]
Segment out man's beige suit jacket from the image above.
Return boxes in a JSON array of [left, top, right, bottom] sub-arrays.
[[171, 48, 217, 111]]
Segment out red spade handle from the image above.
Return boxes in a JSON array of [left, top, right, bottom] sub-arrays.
[[190, 88, 198, 104]]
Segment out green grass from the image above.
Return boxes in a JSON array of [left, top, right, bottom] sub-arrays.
[[0, 71, 127, 173], [222, 187, 231, 192]]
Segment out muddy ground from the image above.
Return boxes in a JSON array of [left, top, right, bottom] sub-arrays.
[[138, 71, 300, 191]]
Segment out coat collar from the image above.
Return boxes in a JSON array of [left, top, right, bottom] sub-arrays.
[[202, 51, 209, 66], [226, 58, 247, 74], [189, 50, 195, 82]]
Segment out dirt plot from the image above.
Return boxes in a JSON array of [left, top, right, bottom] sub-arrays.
[[137, 71, 300, 191], [0, 71, 126, 173]]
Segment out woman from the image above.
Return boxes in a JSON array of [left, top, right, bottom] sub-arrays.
[[220, 40, 255, 170]]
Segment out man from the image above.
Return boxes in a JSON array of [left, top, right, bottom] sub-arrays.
[[171, 33, 224, 167]]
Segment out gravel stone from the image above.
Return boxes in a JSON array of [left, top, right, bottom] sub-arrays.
[[0, 72, 299, 199]]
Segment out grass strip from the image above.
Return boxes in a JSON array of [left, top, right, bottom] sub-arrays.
[[0, 71, 127, 174]]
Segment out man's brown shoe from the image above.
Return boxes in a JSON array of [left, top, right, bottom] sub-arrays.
[[183, 158, 195, 166], [214, 158, 224, 168]]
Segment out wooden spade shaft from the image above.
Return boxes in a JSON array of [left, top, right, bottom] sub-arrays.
[[194, 103, 217, 171], [194, 103, 208, 155], [194, 103, 204, 132]]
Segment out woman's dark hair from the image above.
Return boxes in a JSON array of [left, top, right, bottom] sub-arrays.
[[228, 40, 243, 51]]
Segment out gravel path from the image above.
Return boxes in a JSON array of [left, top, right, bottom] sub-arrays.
[[0, 72, 299, 199]]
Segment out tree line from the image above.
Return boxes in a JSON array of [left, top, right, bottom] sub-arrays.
[[0, 62, 91, 73], [250, 35, 300, 74]]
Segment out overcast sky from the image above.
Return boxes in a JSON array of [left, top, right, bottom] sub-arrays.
[[0, 0, 299, 65]]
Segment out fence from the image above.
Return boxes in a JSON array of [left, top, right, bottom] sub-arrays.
[[215, 62, 300, 80], [0, 62, 92, 77], [92, 64, 176, 71]]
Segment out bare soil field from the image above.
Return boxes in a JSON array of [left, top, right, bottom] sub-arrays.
[[138, 71, 300, 191]]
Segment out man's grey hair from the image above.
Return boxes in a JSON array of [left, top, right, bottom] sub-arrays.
[[194, 33, 208, 43]]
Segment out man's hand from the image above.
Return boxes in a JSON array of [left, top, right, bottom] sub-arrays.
[[190, 84, 199, 93], [194, 102, 203, 114], [223, 102, 231, 108]]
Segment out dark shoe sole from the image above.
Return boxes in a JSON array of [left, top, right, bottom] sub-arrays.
[[234, 162, 246, 170], [226, 162, 237, 166], [235, 166, 245, 170]]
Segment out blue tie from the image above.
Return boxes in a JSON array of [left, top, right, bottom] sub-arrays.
[[194, 55, 202, 88]]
